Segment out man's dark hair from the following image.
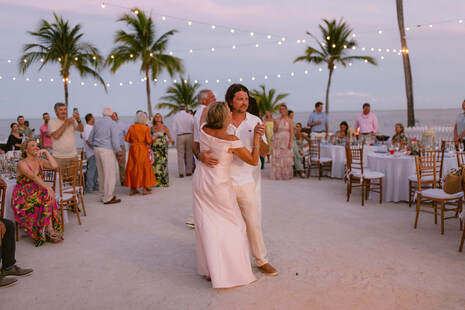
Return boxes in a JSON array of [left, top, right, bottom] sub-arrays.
[[225, 84, 249, 110], [363, 103, 370, 108], [10, 122, 17, 129], [288, 110, 294, 115], [315, 102, 323, 108], [85, 113, 93, 123], [54, 102, 66, 111], [247, 96, 260, 117], [17, 115, 24, 121], [42, 112, 49, 117]]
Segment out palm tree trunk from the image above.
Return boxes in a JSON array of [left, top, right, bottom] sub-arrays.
[[63, 79, 69, 107], [145, 69, 153, 119], [396, 0, 415, 127], [325, 68, 334, 114]]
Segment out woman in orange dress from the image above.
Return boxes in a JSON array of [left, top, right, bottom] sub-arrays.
[[124, 111, 156, 195]]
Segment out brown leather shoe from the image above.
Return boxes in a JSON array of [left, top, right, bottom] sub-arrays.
[[0, 276, 17, 287], [104, 196, 121, 205], [257, 263, 278, 276]]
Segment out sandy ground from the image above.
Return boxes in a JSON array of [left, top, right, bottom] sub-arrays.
[[2, 149, 465, 310]]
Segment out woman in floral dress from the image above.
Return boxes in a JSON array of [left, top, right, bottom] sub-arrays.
[[11, 139, 62, 246], [151, 113, 174, 187], [270, 104, 294, 180]]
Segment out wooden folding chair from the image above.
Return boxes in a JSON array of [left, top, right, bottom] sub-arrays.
[[58, 164, 81, 227], [345, 144, 384, 206], [42, 168, 57, 191], [408, 148, 445, 207], [305, 140, 332, 180], [414, 154, 463, 234], [74, 158, 87, 217]]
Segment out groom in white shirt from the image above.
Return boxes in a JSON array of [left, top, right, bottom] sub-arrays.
[[199, 84, 278, 276]]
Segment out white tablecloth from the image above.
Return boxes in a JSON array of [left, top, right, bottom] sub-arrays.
[[319, 144, 388, 178], [366, 153, 458, 202]]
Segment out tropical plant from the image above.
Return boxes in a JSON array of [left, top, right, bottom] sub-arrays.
[[251, 85, 289, 116], [156, 77, 201, 117], [294, 18, 377, 114], [106, 8, 184, 118], [396, 0, 415, 126], [19, 13, 106, 107]]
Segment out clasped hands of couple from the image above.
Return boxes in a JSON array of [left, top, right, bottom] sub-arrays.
[[200, 123, 265, 167]]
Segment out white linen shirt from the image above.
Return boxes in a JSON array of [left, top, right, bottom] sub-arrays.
[[172, 110, 194, 136], [227, 112, 266, 186], [193, 104, 206, 143], [83, 124, 94, 158]]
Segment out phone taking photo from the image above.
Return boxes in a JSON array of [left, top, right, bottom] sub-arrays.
[[73, 107, 78, 114]]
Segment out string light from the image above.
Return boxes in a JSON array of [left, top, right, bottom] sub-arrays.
[[250, 32, 254, 37], [267, 35, 272, 39], [161, 16, 166, 21], [40, 58, 44, 62], [232, 45, 236, 49], [101, 2, 105, 9], [211, 25, 216, 30], [187, 21, 192, 26], [377, 30, 383, 34], [230, 29, 235, 33]]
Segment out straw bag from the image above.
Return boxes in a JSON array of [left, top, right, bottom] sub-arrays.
[[443, 167, 465, 194]]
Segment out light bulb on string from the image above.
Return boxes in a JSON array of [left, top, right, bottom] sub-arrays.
[[189, 49, 193, 53], [163, 79, 167, 83], [429, 24, 433, 28], [267, 35, 272, 39], [332, 44, 336, 48], [81, 82, 85, 86], [133, 9, 139, 15], [251, 76, 256, 81], [278, 41, 282, 45], [276, 74, 281, 78], [370, 48, 375, 51], [187, 21, 192, 26], [92, 56, 96, 60], [230, 29, 235, 33], [169, 51, 173, 55], [239, 77, 243, 81], [173, 79, 177, 83], [406, 27, 410, 31], [94, 83, 97, 87], [106, 83, 110, 87], [352, 34, 356, 37], [459, 19, 463, 24], [40, 58, 44, 62], [50, 78, 54, 82], [318, 68, 322, 72], [161, 16, 166, 21], [304, 70, 308, 74], [26, 78, 29, 81], [255, 44, 259, 48], [281, 37, 286, 41], [38, 78, 42, 82], [149, 53, 153, 57], [381, 56, 385, 60], [326, 36, 330, 40], [378, 48, 382, 52], [210, 47, 215, 52], [264, 75, 268, 80], [302, 39, 306, 43], [216, 80, 219, 84], [227, 78, 231, 82], [290, 72, 294, 76], [351, 46, 356, 50], [130, 54, 134, 58], [211, 25, 216, 30], [129, 81, 133, 85], [23, 59, 27, 63], [205, 80, 208, 84], [349, 63, 352, 66], [250, 32, 254, 36], [12, 77, 16, 80], [297, 39, 301, 44], [232, 45, 236, 49], [378, 30, 383, 34], [362, 47, 366, 51], [364, 59, 368, 63]]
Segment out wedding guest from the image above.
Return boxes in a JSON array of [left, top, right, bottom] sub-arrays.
[[307, 102, 328, 138], [0, 210, 34, 287], [391, 123, 407, 146], [49, 102, 83, 168], [263, 110, 274, 163], [11, 139, 63, 246], [293, 122, 311, 178], [355, 103, 378, 136], [172, 104, 194, 177], [88, 107, 121, 205], [5, 123, 23, 152], [336, 121, 349, 141], [124, 111, 156, 195], [193, 101, 259, 288], [16, 116, 32, 138], [193, 89, 216, 155], [83, 114, 98, 193], [111, 112, 128, 185], [199, 84, 277, 276], [247, 97, 265, 169], [39, 113, 53, 152], [151, 113, 173, 187], [288, 110, 294, 120], [271, 103, 294, 180], [453, 99, 465, 145]]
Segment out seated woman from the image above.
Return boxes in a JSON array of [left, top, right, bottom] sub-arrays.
[[293, 122, 311, 178], [336, 121, 349, 140], [124, 111, 156, 195], [11, 139, 63, 246], [391, 123, 407, 146], [6, 123, 24, 152]]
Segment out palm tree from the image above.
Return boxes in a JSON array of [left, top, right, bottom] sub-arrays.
[[156, 77, 201, 117], [19, 13, 106, 107], [294, 18, 377, 114], [251, 85, 289, 116], [106, 8, 184, 118], [396, 0, 415, 126]]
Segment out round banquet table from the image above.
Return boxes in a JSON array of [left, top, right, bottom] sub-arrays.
[[319, 144, 388, 178], [366, 152, 458, 203]]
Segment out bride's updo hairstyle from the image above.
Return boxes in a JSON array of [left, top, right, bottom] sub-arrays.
[[206, 101, 229, 130]]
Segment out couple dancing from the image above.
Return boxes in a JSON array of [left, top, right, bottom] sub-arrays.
[[193, 84, 277, 289]]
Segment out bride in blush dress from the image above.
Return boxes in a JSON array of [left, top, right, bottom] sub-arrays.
[[193, 101, 261, 288]]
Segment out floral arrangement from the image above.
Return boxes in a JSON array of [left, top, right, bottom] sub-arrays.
[[406, 138, 421, 155]]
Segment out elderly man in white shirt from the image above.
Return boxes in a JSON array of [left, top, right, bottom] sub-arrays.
[[83, 113, 98, 192], [199, 84, 278, 276], [172, 104, 194, 177], [193, 89, 216, 155]]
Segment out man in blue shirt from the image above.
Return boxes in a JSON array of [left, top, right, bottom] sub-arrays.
[[454, 100, 465, 145], [307, 102, 328, 136], [88, 107, 122, 205]]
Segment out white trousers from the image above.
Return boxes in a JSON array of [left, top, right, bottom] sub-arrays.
[[94, 147, 117, 203], [233, 182, 268, 267]]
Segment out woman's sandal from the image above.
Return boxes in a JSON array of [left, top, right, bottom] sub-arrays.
[[130, 189, 140, 196], [46, 227, 63, 243]]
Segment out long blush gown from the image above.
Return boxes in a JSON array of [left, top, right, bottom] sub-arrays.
[[124, 124, 156, 188], [192, 129, 256, 288]]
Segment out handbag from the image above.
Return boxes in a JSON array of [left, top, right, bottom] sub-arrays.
[[443, 167, 464, 194]]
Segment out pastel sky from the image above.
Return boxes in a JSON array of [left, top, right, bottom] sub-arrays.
[[0, 0, 464, 118]]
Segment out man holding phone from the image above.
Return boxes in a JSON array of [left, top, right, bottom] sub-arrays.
[[49, 103, 84, 168]]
